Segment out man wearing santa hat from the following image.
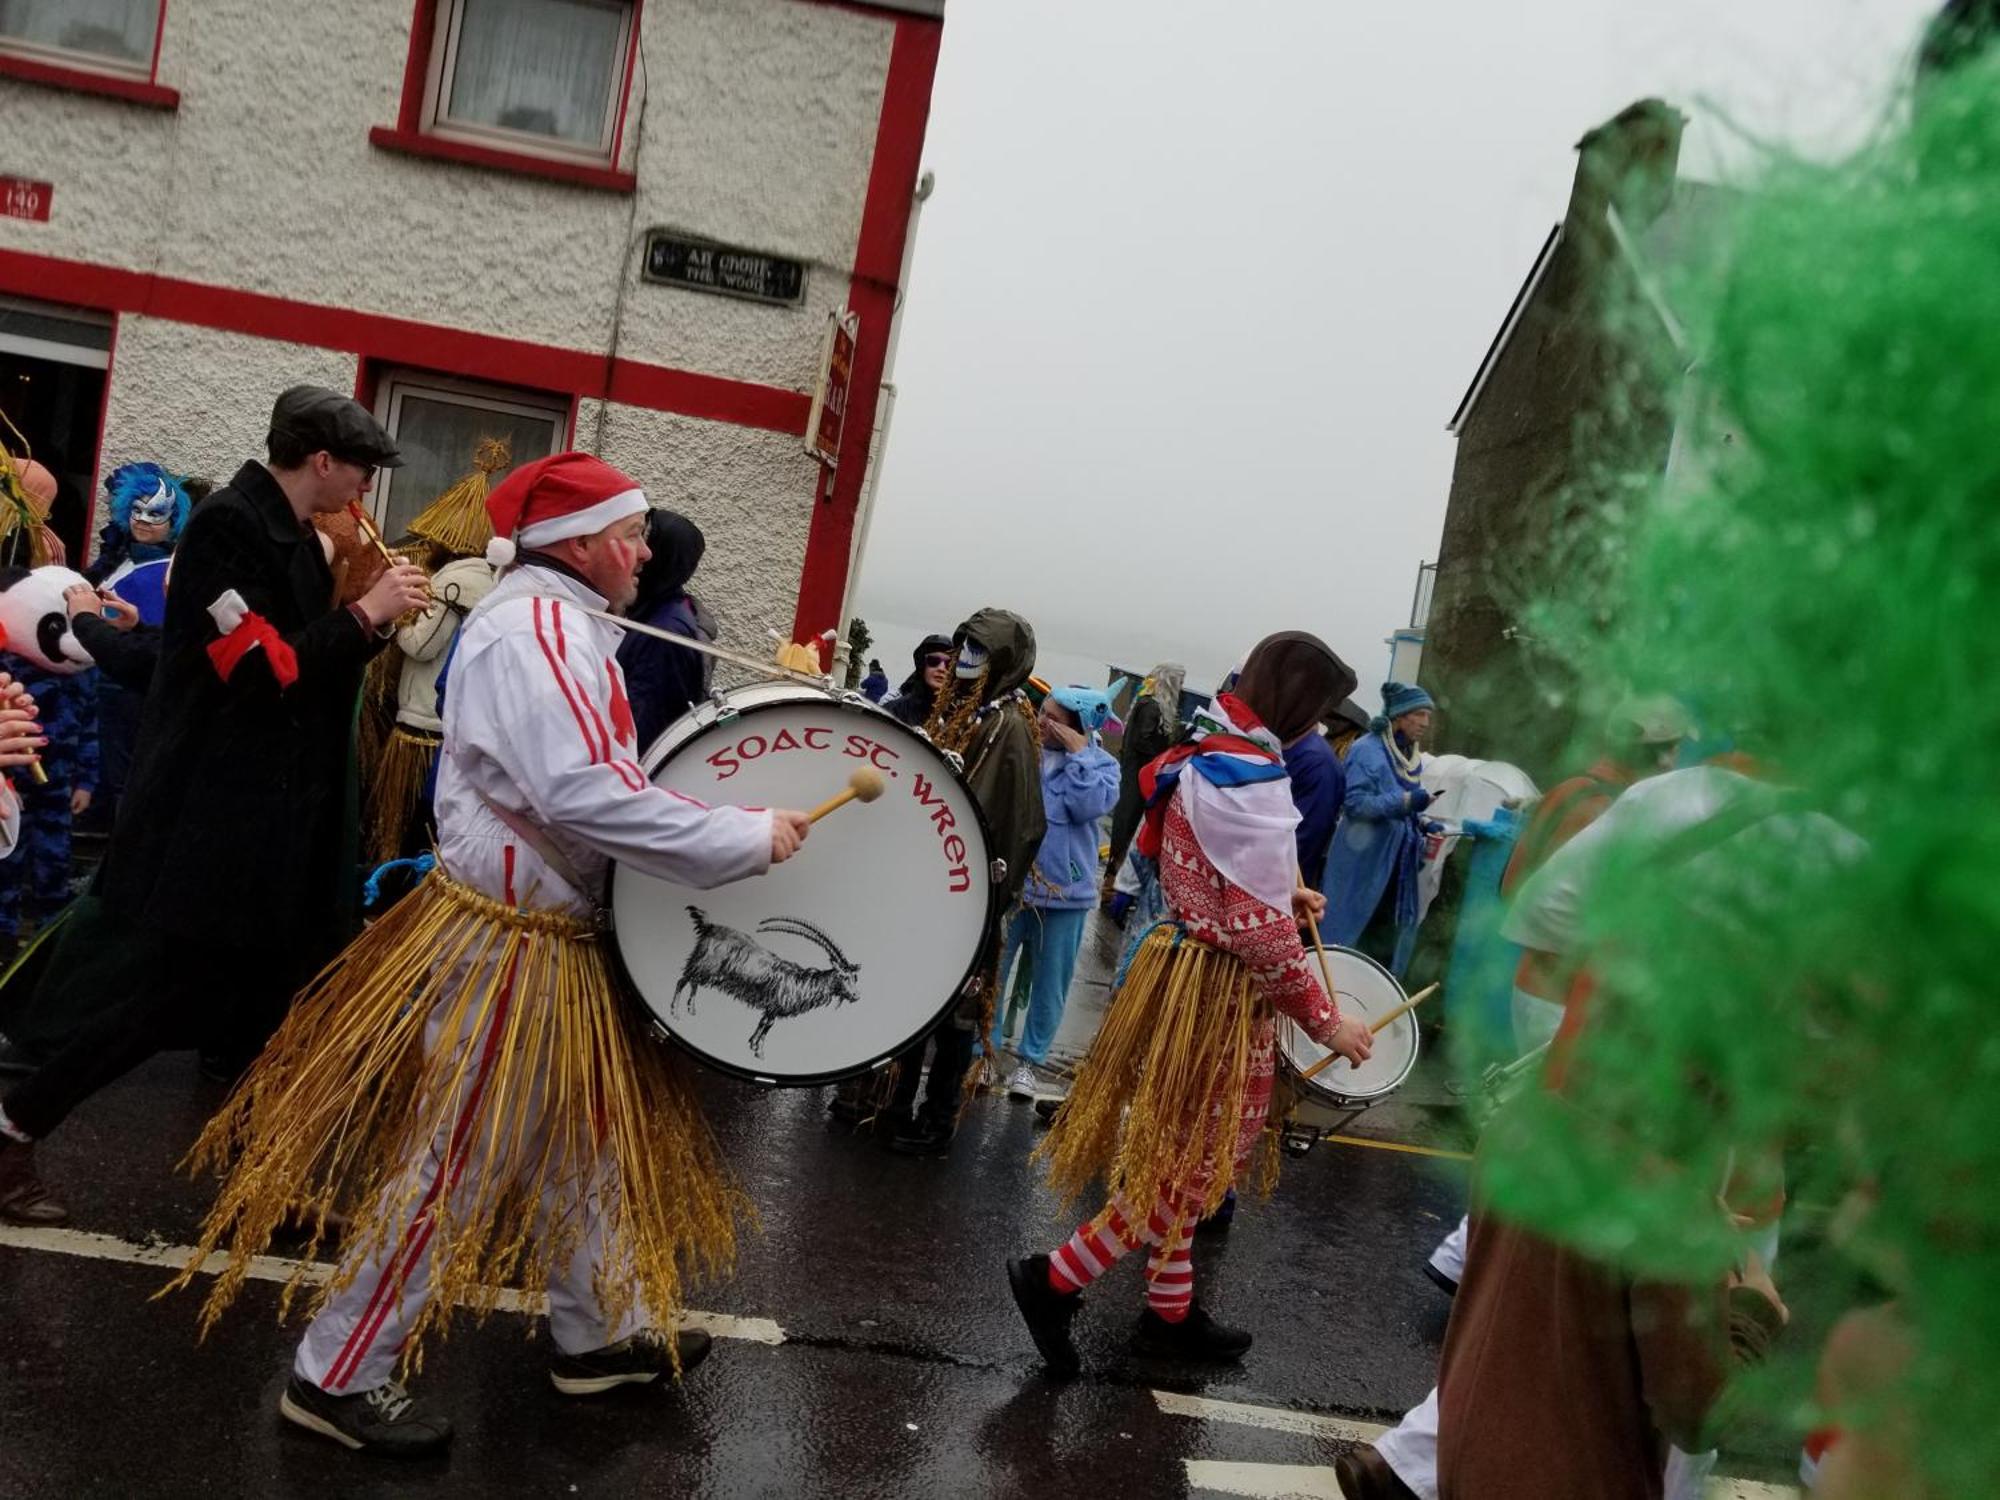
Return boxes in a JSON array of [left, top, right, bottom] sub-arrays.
[[168, 452, 813, 1456]]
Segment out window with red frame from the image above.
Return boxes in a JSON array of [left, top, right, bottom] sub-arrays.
[[423, 0, 637, 165], [369, 370, 570, 540], [0, 0, 160, 78]]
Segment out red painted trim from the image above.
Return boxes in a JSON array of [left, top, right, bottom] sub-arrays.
[[147, 0, 169, 82], [606, 0, 646, 168], [790, 15, 942, 649], [369, 125, 637, 193], [351, 355, 382, 413], [564, 392, 581, 447], [80, 314, 118, 551], [605, 360, 806, 433], [393, 0, 439, 132], [0, 245, 810, 436], [0, 51, 179, 109]]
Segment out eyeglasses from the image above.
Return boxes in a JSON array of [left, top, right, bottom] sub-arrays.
[[922, 654, 951, 668]]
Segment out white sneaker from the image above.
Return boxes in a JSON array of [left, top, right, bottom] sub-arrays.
[[1006, 1063, 1039, 1100]]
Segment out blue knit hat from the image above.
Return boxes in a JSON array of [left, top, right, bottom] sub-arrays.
[[1380, 681, 1435, 720]]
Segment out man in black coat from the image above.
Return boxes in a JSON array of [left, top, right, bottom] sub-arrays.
[[0, 386, 431, 1226]]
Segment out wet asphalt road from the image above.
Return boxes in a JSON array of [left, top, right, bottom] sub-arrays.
[[0, 1038, 1466, 1497]]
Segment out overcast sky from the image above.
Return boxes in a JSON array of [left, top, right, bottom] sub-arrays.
[[853, 0, 1939, 705]]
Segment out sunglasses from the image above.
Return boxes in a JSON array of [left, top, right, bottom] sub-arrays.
[[922, 653, 951, 668]]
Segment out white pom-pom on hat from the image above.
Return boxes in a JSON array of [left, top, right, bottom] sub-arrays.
[[485, 536, 517, 568]]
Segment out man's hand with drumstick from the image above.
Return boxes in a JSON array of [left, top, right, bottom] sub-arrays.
[[770, 810, 811, 865]]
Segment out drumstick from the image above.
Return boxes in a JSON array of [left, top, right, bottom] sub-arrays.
[[1297, 865, 1341, 1019], [573, 607, 832, 689], [1298, 984, 1440, 1082], [808, 768, 885, 823]]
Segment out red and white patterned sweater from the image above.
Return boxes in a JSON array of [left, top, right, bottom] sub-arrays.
[[1159, 794, 1341, 1044]]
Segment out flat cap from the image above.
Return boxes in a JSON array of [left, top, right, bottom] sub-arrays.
[[267, 385, 403, 468]]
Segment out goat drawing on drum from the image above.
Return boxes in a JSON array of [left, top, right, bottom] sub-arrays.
[[675, 910, 862, 1059]]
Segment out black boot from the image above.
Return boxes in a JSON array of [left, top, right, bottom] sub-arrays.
[[1007, 1254, 1082, 1376], [0, 1135, 66, 1226], [1334, 1443, 1421, 1500], [889, 1113, 954, 1157], [1130, 1302, 1252, 1361]]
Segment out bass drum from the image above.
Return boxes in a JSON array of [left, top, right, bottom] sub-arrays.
[[611, 683, 999, 1085], [1280, 945, 1419, 1106]]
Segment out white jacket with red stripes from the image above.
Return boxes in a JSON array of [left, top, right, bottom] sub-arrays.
[[434, 560, 771, 916]]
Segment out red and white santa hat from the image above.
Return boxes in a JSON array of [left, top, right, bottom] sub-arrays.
[[483, 451, 649, 568]]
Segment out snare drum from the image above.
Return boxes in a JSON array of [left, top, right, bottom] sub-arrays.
[[1280, 945, 1420, 1106], [611, 683, 999, 1085]]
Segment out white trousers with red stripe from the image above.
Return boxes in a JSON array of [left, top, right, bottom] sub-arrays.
[[293, 956, 648, 1395]]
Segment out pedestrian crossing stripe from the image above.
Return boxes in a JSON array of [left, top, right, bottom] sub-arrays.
[[0, 1223, 786, 1345]]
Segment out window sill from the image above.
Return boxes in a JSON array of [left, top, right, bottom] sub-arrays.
[[368, 126, 636, 193], [0, 52, 180, 110]]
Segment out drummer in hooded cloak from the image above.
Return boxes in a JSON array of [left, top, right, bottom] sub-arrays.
[[1011, 632, 1379, 1369], [879, 608, 1047, 1155]]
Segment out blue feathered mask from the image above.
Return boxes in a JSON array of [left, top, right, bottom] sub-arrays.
[[105, 462, 190, 541]]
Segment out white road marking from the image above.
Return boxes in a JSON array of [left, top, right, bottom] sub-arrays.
[[1153, 1390, 1386, 1443], [1159, 1390, 1800, 1499], [1185, 1460, 1344, 1499], [0, 1223, 786, 1345]]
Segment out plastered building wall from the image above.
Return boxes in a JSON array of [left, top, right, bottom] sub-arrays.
[[0, 0, 905, 631]]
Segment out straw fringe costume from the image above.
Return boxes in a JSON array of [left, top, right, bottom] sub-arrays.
[[174, 554, 773, 1394], [359, 442, 507, 867], [1035, 695, 1343, 1321], [362, 554, 496, 866]]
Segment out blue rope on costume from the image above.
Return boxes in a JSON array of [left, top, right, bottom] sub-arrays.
[[1111, 916, 1185, 994], [364, 853, 436, 909]]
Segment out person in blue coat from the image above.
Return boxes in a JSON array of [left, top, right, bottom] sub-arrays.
[[1324, 681, 1439, 976], [990, 680, 1122, 1099], [616, 509, 714, 754], [1285, 726, 1344, 893], [859, 659, 889, 702]]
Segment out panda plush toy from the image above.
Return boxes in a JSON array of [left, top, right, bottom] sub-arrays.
[[0, 565, 96, 674]]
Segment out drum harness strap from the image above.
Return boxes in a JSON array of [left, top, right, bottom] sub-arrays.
[[471, 785, 609, 929]]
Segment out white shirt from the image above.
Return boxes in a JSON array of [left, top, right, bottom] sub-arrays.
[[433, 562, 771, 916], [1502, 766, 1755, 957]]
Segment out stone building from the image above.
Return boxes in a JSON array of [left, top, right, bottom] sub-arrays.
[[1423, 99, 1710, 781], [0, 0, 942, 647]]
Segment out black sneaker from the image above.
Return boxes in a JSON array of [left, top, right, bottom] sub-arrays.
[[279, 1375, 453, 1456], [549, 1328, 712, 1396], [889, 1115, 954, 1157], [0, 1035, 45, 1076], [1130, 1303, 1253, 1361], [1006, 1254, 1082, 1376], [0, 1136, 66, 1226]]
